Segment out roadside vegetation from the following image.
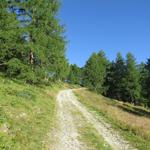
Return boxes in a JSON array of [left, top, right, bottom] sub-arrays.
[[79, 125, 112, 150], [0, 76, 65, 150], [0, 0, 69, 84], [69, 51, 150, 108], [1, 0, 150, 149], [71, 104, 112, 150], [75, 89, 150, 150]]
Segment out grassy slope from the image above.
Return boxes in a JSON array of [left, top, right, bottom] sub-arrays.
[[0, 76, 64, 150], [74, 89, 150, 150]]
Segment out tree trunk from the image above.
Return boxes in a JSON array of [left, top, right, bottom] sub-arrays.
[[29, 50, 34, 65]]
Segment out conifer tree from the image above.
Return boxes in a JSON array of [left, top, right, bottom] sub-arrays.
[[83, 50, 108, 93], [138, 62, 148, 106], [68, 64, 82, 85], [144, 59, 150, 107], [0, 0, 69, 83], [22, 0, 68, 81], [106, 53, 126, 100], [123, 53, 141, 104], [0, 0, 23, 73]]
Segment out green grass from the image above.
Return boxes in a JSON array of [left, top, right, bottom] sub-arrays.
[[70, 105, 112, 150], [0, 76, 63, 150], [79, 125, 112, 150], [74, 89, 150, 150]]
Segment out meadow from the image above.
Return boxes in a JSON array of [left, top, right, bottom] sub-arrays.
[[75, 89, 150, 150]]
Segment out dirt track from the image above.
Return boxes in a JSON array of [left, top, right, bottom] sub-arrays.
[[52, 89, 136, 150]]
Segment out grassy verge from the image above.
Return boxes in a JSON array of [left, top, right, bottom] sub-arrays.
[[71, 106, 112, 150], [79, 122, 112, 150], [0, 76, 63, 150], [74, 89, 150, 150]]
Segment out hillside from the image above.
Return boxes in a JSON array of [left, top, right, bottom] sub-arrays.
[[0, 76, 65, 149], [0, 76, 150, 150], [1, 0, 150, 150], [74, 89, 150, 150]]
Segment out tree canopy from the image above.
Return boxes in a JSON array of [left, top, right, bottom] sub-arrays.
[[0, 0, 149, 107], [105, 52, 126, 100], [0, 0, 69, 83], [83, 50, 109, 94]]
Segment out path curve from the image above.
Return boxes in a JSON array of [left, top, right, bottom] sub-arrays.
[[54, 89, 137, 150]]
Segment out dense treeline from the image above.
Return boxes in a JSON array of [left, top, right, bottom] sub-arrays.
[[67, 64, 82, 85], [1, 1, 149, 106], [69, 50, 150, 107], [0, 0, 69, 84]]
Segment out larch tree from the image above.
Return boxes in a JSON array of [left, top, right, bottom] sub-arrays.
[[21, 0, 69, 81], [0, 0, 24, 75], [123, 53, 141, 104], [83, 50, 108, 94], [68, 64, 82, 85], [0, 0, 69, 83]]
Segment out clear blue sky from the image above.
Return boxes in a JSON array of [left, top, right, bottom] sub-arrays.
[[59, 0, 150, 67]]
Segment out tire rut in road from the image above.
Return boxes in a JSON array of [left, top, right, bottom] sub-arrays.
[[52, 89, 137, 150]]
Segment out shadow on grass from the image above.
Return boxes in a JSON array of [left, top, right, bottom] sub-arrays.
[[117, 104, 150, 118]]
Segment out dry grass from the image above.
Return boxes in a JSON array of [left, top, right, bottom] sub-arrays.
[[75, 89, 150, 150]]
